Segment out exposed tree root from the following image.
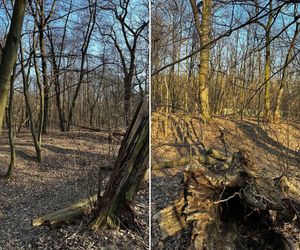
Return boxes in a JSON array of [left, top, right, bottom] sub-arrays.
[[154, 149, 300, 249]]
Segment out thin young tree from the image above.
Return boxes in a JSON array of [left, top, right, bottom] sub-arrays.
[[190, 0, 212, 122], [273, 22, 299, 121], [28, 0, 57, 134], [5, 65, 16, 179]]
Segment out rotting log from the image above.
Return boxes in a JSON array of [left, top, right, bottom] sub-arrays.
[[32, 194, 98, 227], [154, 149, 300, 249]]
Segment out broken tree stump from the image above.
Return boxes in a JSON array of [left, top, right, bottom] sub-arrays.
[[90, 99, 149, 230], [154, 149, 300, 249], [32, 99, 149, 230]]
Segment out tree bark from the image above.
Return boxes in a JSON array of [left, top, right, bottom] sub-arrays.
[[0, 0, 26, 134], [20, 43, 42, 162], [264, 1, 273, 121], [90, 99, 148, 230], [273, 23, 299, 122], [5, 65, 16, 179], [190, 0, 212, 122]]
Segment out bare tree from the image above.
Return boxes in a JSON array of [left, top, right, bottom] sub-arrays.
[[99, 0, 148, 125]]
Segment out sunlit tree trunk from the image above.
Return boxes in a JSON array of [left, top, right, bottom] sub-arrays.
[[190, 0, 212, 122], [263, 1, 273, 121], [20, 43, 42, 162]]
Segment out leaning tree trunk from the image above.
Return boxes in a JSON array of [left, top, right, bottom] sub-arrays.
[[90, 99, 149, 230], [154, 148, 300, 249], [0, 0, 26, 134], [32, 99, 149, 229]]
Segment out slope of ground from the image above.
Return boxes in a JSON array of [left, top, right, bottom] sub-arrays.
[[151, 111, 300, 249], [0, 130, 148, 249]]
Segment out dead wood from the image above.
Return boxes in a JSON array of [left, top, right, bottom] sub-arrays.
[[32, 194, 98, 227], [154, 148, 300, 249], [32, 100, 148, 231], [75, 124, 126, 137], [152, 148, 231, 170]]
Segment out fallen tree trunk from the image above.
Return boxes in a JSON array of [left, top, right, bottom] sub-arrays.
[[154, 149, 300, 249], [32, 195, 98, 227], [75, 124, 126, 137]]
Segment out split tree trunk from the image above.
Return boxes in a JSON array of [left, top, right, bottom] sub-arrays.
[[154, 149, 300, 249], [32, 99, 149, 230], [90, 99, 149, 230]]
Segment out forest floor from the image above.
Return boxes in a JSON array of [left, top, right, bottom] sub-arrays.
[[0, 129, 149, 250], [151, 112, 300, 249]]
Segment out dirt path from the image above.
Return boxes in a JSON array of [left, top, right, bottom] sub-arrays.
[[0, 130, 148, 249]]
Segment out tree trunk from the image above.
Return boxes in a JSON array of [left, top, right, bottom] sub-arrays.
[[190, 0, 212, 122], [91, 99, 149, 230], [20, 44, 42, 162], [124, 74, 133, 126], [5, 65, 16, 179], [264, 1, 273, 121], [32, 29, 44, 145], [274, 23, 299, 122], [48, 30, 66, 132], [66, 3, 96, 131], [39, 23, 49, 135], [0, 0, 26, 134]]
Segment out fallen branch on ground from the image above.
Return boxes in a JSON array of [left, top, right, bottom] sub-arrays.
[[32, 194, 99, 227], [152, 148, 231, 170]]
